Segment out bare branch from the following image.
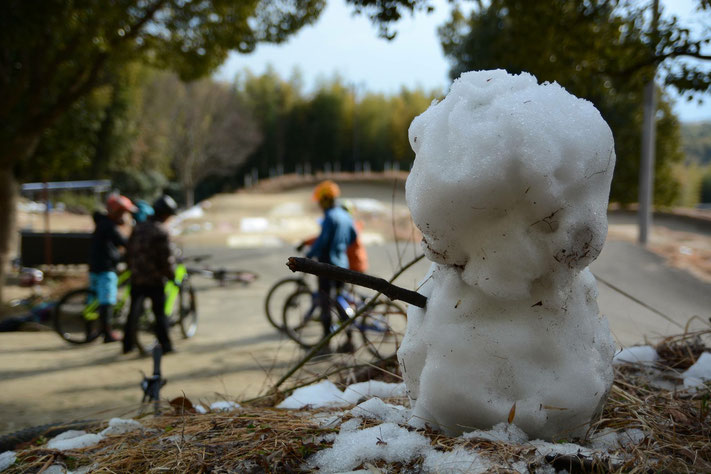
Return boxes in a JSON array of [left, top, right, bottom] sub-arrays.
[[286, 257, 427, 308], [273, 253, 425, 391]]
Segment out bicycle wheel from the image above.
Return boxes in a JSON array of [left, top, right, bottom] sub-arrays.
[[179, 277, 198, 338], [134, 303, 156, 355], [282, 289, 322, 347], [264, 277, 308, 330], [358, 300, 408, 360], [54, 288, 101, 344], [283, 289, 352, 351]]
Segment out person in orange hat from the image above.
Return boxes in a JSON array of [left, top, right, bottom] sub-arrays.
[[306, 180, 358, 352], [89, 194, 136, 342]]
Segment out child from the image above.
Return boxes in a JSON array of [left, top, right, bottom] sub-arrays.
[[89, 194, 136, 342], [123, 195, 178, 354]]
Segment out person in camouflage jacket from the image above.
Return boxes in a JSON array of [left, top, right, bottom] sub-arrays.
[[123, 195, 178, 354]]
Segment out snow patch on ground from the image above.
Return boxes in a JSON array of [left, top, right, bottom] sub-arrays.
[[100, 418, 143, 436], [307, 422, 432, 472], [279, 381, 406, 410], [210, 401, 241, 412], [341, 381, 407, 405], [46, 431, 103, 451], [0, 451, 16, 472], [613, 345, 658, 366], [278, 380, 348, 409], [683, 352, 711, 388], [463, 422, 529, 444], [421, 446, 492, 473], [351, 397, 410, 425]]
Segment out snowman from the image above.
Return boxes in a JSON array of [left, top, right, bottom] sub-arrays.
[[398, 70, 616, 440]]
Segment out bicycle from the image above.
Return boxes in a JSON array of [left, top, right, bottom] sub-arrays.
[[184, 255, 258, 287], [281, 285, 407, 360], [264, 275, 310, 330], [53, 262, 197, 353]]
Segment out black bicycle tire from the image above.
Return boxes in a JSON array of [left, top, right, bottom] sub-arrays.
[[282, 289, 352, 350], [358, 300, 408, 360], [134, 305, 155, 355], [0, 420, 100, 452], [54, 288, 101, 344], [264, 277, 308, 330], [179, 278, 198, 339]]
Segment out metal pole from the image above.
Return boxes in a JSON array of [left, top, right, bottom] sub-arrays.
[[43, 182, 52, 266], [638, 0, 659, 245]]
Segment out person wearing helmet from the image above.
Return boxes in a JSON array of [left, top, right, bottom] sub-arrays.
[[132, 199, 154, 223], [307, 180, 358, 352], [123, 194, 179, 354], [89, 194, 137, 343]]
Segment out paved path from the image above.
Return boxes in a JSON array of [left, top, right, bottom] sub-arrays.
[[592, 240, 711, 346]]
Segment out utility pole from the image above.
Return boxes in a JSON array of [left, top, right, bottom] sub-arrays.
[[638, 0, 660, 245]]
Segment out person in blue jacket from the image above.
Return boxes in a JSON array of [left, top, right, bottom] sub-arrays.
[[89, 194, 136, 342], [307, 180, 357, 352]]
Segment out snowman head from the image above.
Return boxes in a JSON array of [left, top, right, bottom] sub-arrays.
[[406, 70, 615, 300]]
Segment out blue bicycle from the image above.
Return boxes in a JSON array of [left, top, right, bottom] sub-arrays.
[[281, 285, 407, 360]]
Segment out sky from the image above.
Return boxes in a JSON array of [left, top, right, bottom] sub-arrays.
[[215, 0, 711, 123]]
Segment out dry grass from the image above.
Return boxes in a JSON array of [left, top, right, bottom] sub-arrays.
[[6, 329, 711, 473]]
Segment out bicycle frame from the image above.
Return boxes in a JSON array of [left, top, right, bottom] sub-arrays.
[[304, 288, 384, 333], [82, 264, 187, 322]]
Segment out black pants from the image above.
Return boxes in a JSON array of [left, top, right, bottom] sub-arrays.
[[123, 284, 172, 353], [318, 276, 346, 339]]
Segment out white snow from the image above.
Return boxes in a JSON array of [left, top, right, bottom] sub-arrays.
[[278, 381, 407, 410], [530, 439, 596, 458], [462, 422, 529, 444], [195, 404, 207, 414], [399, 69, 616, 440], [277, 380, 348, 409], [341, 381, 407, 405], [682, 352, 711, 388], [613, 345, 659, 366], [421, 446, 491, 473], [0, 451, 16, 472], [350, 397, 411, 425], [339, 418, 363, 433], [47, 430, 103, 451], [210, 401, 241, 412], [307, 422, 432, 472], [312, 412, 345, 429], [100, 418, 143, 436]]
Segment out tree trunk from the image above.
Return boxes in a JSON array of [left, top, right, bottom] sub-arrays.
[[0, 167, 18, 308], [185, 186, 195, 208], [0, 135, 40, 307]]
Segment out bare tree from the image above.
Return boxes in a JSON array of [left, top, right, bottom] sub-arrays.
[[170, 79, 261, 207]]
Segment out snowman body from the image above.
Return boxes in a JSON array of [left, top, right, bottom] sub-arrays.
[[398, 70, 616, 440]]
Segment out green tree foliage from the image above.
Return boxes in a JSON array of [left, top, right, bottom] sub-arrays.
[[701, 170, 711, 203], [682, 121, 711, 165], [234, 70, 439, 181], [18, 64, 147, 183], [0, 0, 328, 303], [438, 0, 710, 205]]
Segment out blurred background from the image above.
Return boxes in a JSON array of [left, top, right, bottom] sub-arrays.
[[1, 0, 710, 434]]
